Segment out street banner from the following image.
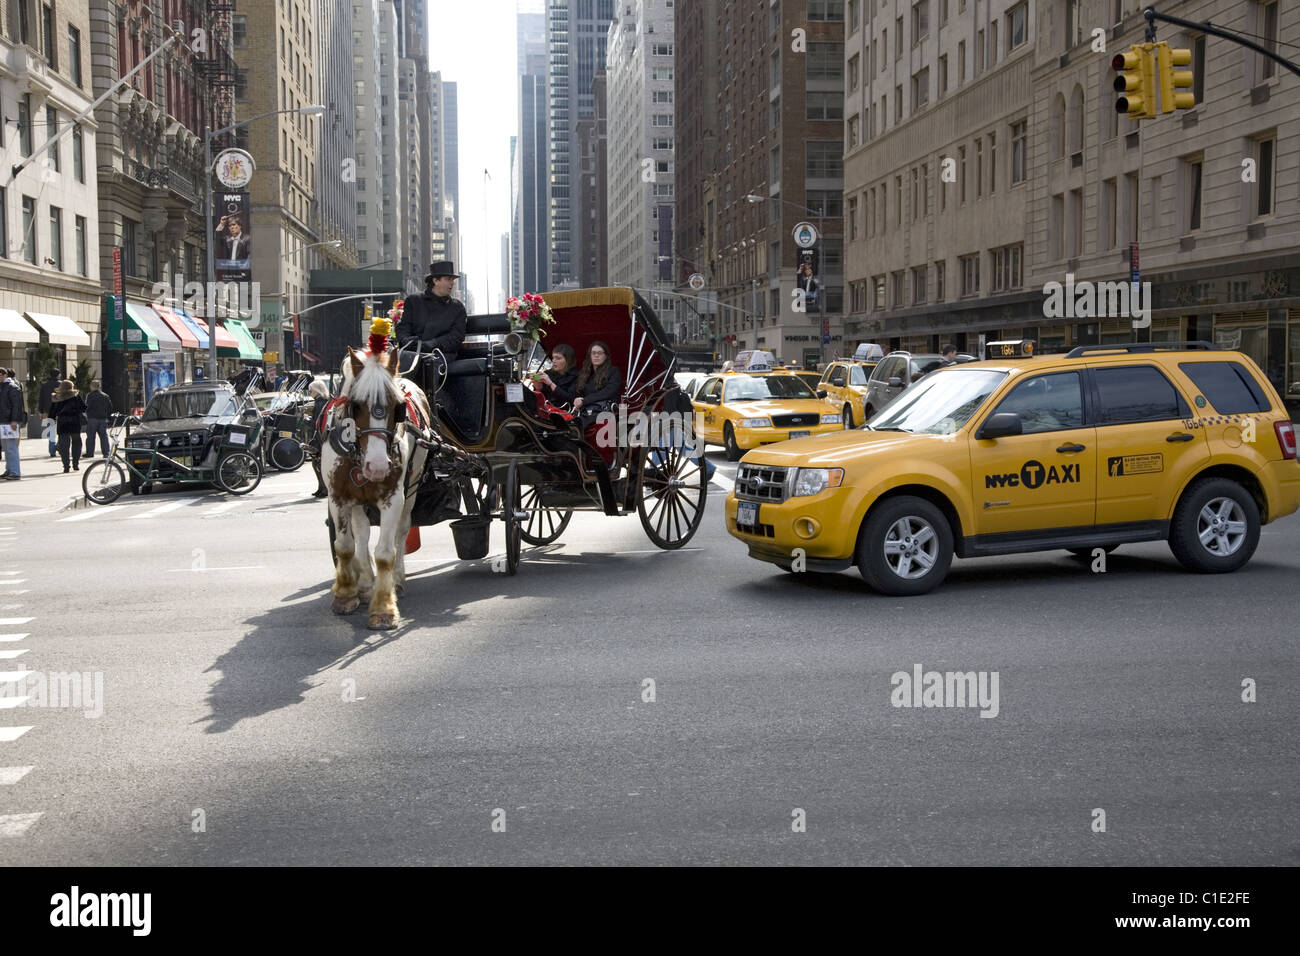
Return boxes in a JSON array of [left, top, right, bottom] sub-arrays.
[[213, 192, 253, 284]]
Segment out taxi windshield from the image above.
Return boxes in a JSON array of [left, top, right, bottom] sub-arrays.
[[724, 375, 816, 402], [143, 390, 238, 421], [869, 369, 1007, 434]]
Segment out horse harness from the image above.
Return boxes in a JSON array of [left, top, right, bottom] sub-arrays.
[[321, 394, 425, 488]]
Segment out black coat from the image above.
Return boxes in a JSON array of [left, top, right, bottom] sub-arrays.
[[540, 367, 579, 406], [85, 390, 113, 420], [576, 366, 622, 407], [395, 290, 467, 358], [0, 380, 24, 424], [50, 395, 86, 435]]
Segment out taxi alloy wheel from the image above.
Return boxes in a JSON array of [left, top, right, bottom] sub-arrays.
[[723, 423, 743, 461], [857, 496, 953, 596], [1168, 477, 1260, 573]]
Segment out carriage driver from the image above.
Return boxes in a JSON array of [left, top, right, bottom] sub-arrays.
[[396, 260, 468, 383]]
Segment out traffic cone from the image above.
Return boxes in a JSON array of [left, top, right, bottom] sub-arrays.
[[404, 526, 421, 554]]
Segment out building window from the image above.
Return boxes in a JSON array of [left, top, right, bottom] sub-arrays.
[[807, 42, 845, 80], [848, 53, 860, 91], [911, 167, 919, 220], [1192, 35, 1206, 103], [892, 270, 905, 307], [991, 244, 1022, 291], [939, 55, 948, 96], [1065, 0, 1082, 49], [895, 16, 903, 57], [849, 0, 860, 32], [957, 41, 965, 85], [806, 142, 843, 179], [912, 265, 927, 304], [988, 132, 996, 193], [68, 25, 83, 87], [808, 0, 845, 21], [958, 145, 967, 203], [46, 106, 59, 172], [1010, 120, 1026, 184], [895, 84, 903, 121], [935, 260, 945, 301], [122, 217, 139, 276], [1254, 136, 1274, 217], [22, 196, 37, 263], [807, 190, 844, 218], [18, 95, 32, 157], [912, 67, 929, 107], [807, 91, 844, 120], [847, 113, 860, 147], [74, 214, 87, 275], [42, 2, 56, 68], [1007, 2, 1027, 50], [71, 124, 83, 183], [976, 29, 985, 73], [236, 70, 249, 101], [1185, 156, 1203, 231], [1102, 178, 1118, 250], [959, 253, 979, 296], [895, 174, 903, 225], [873, 276, 886, 310], [975, 138, 983, 198], [0, 188, 6, 259], [232, 15, 248, 48], [912, 0, 930, 42], [1259, 1, 1278, 81], [848, 195, 858, 240], [1069, 188, 1084, 257]]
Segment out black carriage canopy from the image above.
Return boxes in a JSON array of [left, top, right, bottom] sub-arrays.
[[479, 287, 684, 414]]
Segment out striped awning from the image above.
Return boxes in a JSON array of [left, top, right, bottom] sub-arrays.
[[150, 303, 200, 348]]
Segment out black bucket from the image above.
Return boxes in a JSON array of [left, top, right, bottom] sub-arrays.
[[449, 516, 491, 560]]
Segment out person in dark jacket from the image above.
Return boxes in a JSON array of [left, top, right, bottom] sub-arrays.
[[49, 380, 87, 472], [0, 369, 25, 479], [83, 380, 114, 458], [307, 380, 330, 498], [38, 368, 60, 456], [534, 344, 578, 407], [395, 261, 467, 360], [572, 341, 622, 416]]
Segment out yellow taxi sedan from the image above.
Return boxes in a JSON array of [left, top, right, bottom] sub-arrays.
[[693, 372, 845, 460], [819, 360, 877, 428]]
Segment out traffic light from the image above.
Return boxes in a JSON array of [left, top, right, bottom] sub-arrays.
[[1156, 42, 1195, 112], [1112, 44, 1155, 119]]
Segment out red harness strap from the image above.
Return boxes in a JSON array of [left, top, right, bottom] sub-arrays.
[[316, 396, 348, 436]]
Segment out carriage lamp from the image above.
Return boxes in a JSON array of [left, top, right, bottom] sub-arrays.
[[737, 418, 772, 428], [791, 468, 844, 497]]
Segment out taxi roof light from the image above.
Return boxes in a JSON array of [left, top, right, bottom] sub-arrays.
[[984, 339, 1036, 360]]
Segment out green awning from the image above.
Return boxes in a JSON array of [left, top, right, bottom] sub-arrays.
[[107, 300, 160, 351], [221, 319, 263, 361]]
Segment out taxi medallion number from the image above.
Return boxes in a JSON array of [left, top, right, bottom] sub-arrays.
[[737, 501, 759, 528]]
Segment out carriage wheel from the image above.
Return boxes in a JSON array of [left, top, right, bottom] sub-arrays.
[[270, 437, 306, 471], [502, 462, 522, 575], [519, 485, 573, 545], [463, 474, 494, 516], [636, 443, 708, 549], [216, 452, 262, 495]]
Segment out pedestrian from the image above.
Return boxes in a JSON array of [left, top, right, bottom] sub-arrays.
[[939, 343, 958, 366], [307, 379, 330, 498], [84, 380, 114, 458], [49, 380, 87, 473], [0, 368, 25, 480], [37, 368, 60, 456]]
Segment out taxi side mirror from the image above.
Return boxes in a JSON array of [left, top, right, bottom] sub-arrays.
[[701, 394, 720, 405], [978, 412, 1023, 439], [816, 389, 828, 399], [888, 376, 903, 388]]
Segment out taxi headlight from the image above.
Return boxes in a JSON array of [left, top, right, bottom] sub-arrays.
[[736, 417, 771, 428], [792, 468, 844, 497], [821, 414, 842, 424]]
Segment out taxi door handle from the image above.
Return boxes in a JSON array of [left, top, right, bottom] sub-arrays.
[[1056, 443, 1086, 453], [1166, 433, 1195, 443]]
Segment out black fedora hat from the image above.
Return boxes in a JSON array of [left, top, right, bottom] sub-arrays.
[[426, 260, 457, 281]]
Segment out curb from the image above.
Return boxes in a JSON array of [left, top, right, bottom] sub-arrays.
[[60, 495, 87, 512]]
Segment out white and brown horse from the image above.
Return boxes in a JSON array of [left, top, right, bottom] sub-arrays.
[[321, 346, 431, 629]]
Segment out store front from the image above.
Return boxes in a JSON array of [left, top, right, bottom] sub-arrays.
[[23, 312, 92, 370], [150, 303, 200, 385], [0, 308, 42, 374]]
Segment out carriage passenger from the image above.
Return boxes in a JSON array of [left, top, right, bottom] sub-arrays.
[[572, 341, 621, 418], [535, 344, 579, 406]]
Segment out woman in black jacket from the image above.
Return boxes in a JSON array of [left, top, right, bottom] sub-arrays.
[[49, 380, 87, 472], [534, 343, 579, 406], [572, 341, 621, 416]]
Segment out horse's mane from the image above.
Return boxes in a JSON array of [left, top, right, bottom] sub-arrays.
[[343, 351, 402, 409]]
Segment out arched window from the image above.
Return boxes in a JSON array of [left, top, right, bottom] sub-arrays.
[[1068, 85, 1086, 155], [1050, 93, 1066, 160]]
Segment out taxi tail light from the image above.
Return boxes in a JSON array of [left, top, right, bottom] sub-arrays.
[[1275, 420, 1297, 459]]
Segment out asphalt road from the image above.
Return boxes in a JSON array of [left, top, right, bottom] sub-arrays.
[[0, 452, 1296, 865]]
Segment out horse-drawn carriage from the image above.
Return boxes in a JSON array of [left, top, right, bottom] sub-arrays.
[[322, 287, 708, 628]]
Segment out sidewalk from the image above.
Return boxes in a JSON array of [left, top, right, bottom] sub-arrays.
[[0, 437, 101, 514]]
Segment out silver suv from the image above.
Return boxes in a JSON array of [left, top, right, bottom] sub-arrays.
[[863, 352, 946, 419]]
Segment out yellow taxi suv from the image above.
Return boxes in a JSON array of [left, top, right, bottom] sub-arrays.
[[819, 360, 877, 429], [725, 341, 1300, 595], [693, 371, 846, 461]]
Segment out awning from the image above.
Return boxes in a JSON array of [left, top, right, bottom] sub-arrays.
[[221, 319, 263, 362], [23, 311, 91, 347], [298, 350, 321, 366], [116, 303, 160, 351], [0, 309, 40, 344], [127, 304, 182, 351], [212, 321, 241, 356], [150, 304, 199, 348], [171, 307, 210, 349]]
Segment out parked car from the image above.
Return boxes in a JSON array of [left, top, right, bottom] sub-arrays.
[[862, 352, 947, 419]]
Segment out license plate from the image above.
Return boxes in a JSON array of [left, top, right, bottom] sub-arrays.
[[737, 500, 759, 528], [278, 430, 293, 438], [227, 433, 246, 446], [789, 430, 810, 439]]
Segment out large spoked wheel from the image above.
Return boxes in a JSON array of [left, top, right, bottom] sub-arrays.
[[216, 451, 262, 495], [636, 444, 708, 549], [520, 485, 573, 545], [1168, 477, 1260, 573], [723, 423, 742, 461], [270, 437, 306, 471], [82, 459, 127, 505], [502, 462, 522, 575], [856, 495, 954, 596]]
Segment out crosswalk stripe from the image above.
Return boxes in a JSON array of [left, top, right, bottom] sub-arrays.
[[0, 812, 44, 837], [0, 618, 33, 626], [0, 650, 29, 660], [0, 580, 26, 586], [209, 500, 243, 515], [0, 697, 28, 709], [0, 671, 32, 684], [0, 766, 33, 785], [130, 499, 192, 519], [0, 634, 29, 642], [58, 509, 107, 522], [0, 726, 33, 742]]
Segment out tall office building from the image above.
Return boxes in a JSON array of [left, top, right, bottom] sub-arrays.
[[314, 0, 358, 275], [546, 0, 615, 289], [351, 0, 389, 270], [575, 68, 607, 288], [513, 6, 547, 295], [604, 3, 673, 317]]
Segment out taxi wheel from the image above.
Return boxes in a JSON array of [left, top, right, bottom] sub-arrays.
[[723, 423, 742, 461], [856, 496, 953, 596], [1168, 477, 1260, 573], [842, 404, 854, 429]]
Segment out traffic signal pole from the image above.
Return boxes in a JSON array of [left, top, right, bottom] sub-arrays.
[[1142, 7, 1300, 78]]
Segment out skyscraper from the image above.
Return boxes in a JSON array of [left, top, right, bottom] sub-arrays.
[[514, 6, 548, 296]]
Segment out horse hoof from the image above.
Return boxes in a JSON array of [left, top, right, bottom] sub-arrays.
[[332, 595, 360, 615], [368, 612, 398, 630]]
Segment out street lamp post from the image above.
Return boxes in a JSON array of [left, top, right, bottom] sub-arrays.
[[204, 104, 326, 382], [746, 193, 828, 367]]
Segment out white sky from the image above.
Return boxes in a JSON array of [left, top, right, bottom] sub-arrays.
[[426, 0, 526, 311]]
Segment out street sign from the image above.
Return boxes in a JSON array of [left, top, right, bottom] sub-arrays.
[[793, 222, 819, 248], [213, 148, 256, 189], [688, 272, 705, 291]]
